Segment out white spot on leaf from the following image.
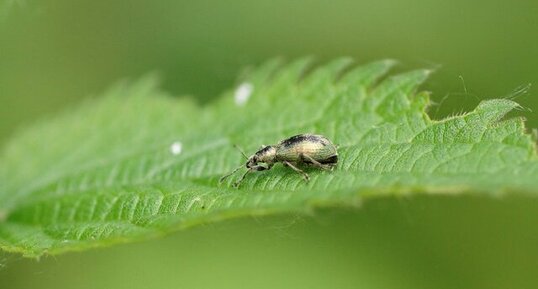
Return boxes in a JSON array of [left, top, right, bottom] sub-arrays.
[[234, 82, 253, 106], [170, 141, 183, 155]]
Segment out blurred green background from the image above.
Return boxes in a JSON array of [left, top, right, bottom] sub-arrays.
[[1, 0, 538, 288]]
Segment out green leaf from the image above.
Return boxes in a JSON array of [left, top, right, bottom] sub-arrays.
[[1, 58, 537, 257]]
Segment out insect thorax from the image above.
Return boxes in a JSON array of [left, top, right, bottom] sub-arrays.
[[254, 145, 277, 163]]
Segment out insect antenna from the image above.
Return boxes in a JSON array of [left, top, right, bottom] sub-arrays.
[[219, 164, 244, 184], [233, 144, 249, 160], [219, 145, 250, 184]]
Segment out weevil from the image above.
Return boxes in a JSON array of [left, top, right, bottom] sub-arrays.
[[219, 134, 338, 187]]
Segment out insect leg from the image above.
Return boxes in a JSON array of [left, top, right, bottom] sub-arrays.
[[219, 165, 243, 184], [300, 153, 333, 170], [234, 168, 253, 187], [282, 161, 310, 181], [252, 164, 270, 171]]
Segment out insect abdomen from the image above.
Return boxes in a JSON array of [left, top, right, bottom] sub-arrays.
[[276, 134, 337, 163]]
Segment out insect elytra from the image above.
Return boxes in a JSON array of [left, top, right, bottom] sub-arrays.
[[220, 133, 338, 187]]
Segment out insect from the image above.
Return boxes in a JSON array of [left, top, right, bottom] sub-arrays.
[[219, 134, 338, 187]]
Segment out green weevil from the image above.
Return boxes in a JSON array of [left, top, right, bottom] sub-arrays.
[[220, 133, 338, 187]]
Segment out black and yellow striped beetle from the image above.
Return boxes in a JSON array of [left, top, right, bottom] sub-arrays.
[[220, 134, 338, 187]]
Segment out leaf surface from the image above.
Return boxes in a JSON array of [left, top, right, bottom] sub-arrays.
[[1, 59, 537, 256]]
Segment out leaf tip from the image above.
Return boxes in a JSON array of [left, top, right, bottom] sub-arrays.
[[424, 68, 435, 76], [241, 57, 285, 83], [334, 56, 355, 65], [324, 57, 355, 74], [394, 68, 432, 83], [380, 58, 399, 68], [476, 98, 521, 117], [368, 58, 400, 76]]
